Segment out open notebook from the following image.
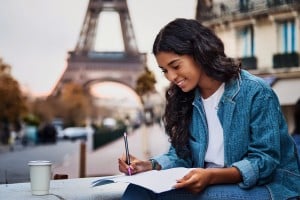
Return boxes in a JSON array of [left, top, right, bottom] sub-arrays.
[[92, 167, 192, 193]]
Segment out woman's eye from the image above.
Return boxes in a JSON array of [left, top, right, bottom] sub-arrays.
[[173, 65, 179, 70], [161, 69, 167, 73]]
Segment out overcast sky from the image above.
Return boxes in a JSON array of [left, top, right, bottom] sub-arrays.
[[0, 0, 197, 96]]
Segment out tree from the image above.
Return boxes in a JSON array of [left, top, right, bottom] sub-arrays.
[[0, 58, 11, 74], [135, 66, 158, 125], [135, 66, 157, 103], [59, 82, 91, 126], [0, 59, 27, 144], [0, 60, 28, 123], [28, 97, 56, 123]]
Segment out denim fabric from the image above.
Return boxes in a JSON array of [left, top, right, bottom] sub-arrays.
[[153, 70, 300, 200], [292, 134, 300, 159], [122, 183, 271, 200]]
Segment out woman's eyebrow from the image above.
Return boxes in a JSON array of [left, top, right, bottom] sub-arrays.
[[158, 58, 181, 69], [167, 58, 180, 66]]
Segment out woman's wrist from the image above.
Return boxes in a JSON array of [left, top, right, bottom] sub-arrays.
[[149, 159, 161, 170], [146, 160, 153, 171], [204, 167, 242, 185]]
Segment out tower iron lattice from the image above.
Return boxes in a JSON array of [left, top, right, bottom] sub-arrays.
[[51, 0, 146, 96]]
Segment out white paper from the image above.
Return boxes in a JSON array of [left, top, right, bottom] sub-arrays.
[[92, 167, 192, 193]]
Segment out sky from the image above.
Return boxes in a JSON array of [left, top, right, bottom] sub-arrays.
[[0, 0, 197, 97]]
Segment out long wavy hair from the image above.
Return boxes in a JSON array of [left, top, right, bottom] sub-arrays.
[[293, 99, 300, 135], [152, 18, 241, 158]]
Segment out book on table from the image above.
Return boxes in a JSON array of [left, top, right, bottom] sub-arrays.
[[91, 167, 192, 193]]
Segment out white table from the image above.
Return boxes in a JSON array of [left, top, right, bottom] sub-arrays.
[[0, 177, 128, 200]]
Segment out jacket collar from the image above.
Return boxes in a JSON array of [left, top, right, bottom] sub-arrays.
[[223, 71, 242, 102], [193, 71, 242, 102]]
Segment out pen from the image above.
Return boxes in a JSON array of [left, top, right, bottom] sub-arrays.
[[123, 132, 132, 175]]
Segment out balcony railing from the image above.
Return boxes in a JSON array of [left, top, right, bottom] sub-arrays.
[[273, 52, 300, 68], [240, 56, 257, 70], [197, 0, 300, 22]]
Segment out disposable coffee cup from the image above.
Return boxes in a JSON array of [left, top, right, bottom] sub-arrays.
[[28, 160, 52, 195]]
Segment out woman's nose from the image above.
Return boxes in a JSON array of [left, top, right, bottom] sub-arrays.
[[166, 70, 177, 82]]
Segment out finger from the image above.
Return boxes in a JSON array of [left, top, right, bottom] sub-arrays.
[[176, 175, 196, 188], [174, 179, 196, 190], [118, 158, 127, 166], [173, 181, 186, 189], [176, 171, 193, 182], [118, 158, 129, 173], [174, 176, 189, 188], [119, 158, 137, 174]]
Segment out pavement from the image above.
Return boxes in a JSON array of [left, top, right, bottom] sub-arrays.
[[52, 123, 170, 179], [0, 145, 9, 154]]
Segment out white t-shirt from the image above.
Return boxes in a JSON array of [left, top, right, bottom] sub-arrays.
[[202, 83, 225, 167]]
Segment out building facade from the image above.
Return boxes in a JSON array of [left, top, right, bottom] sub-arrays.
[[197, 0, 300, 132]]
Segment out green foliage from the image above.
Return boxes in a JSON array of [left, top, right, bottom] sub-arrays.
[[0, 60, 27, 123], [29, 97, 57, 123], [23, 114, 40, 126], [135, 66, 156, 97], [27, 81, 95, 128], [59, 82, 92, 126], [93, 126, 126, 150]]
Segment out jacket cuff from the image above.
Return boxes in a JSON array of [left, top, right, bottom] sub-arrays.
[[232, 159, 259, 188], [151, 156, 175, 169]]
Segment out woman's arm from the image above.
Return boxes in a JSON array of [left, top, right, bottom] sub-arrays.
[[174, 167, 242, 193], [118, 144, 189, 175], [232, 90, 282, 188]]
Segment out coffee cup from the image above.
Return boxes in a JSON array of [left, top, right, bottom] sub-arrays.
[[28, 160, 52, 195]]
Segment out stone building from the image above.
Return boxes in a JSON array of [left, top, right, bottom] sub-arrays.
[[196, 0, 300, 132]]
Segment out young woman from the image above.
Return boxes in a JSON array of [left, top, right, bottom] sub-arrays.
[[118, 18, 300, 200]]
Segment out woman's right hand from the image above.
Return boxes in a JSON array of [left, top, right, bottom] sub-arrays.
[[118, 154, 152, 175]]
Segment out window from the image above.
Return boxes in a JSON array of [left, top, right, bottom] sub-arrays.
[[277, 19, 297, 53], [236, 25, 257, 69], [273, 19, 299, 68], [237, 25, 254, 58]]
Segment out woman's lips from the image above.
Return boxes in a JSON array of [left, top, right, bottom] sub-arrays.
[[176, 79, 186, 87]]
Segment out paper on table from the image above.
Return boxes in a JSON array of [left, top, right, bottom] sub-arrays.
[[92, 167, 192, 193]]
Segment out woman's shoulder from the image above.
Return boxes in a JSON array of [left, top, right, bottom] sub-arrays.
[[224, 70, 280, 105], [239, 70, 274, 94], [240, 70, 270, 87]]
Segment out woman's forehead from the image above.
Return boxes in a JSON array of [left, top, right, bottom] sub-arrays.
[[156, 52, 181, 66]]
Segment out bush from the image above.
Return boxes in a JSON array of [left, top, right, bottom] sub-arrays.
[[23, 114, 40, 126], [93, 125, 126, 150]]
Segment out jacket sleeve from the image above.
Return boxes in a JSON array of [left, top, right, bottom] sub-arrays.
[[152, 145, 192, 169], [232, 89, 281, 188]]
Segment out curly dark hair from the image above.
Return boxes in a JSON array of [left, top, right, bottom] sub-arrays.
[[152, 18, 241, 158], [293, 99, 300, 135]]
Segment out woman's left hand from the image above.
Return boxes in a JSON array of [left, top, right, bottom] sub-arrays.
[[174, 168, 211, 193]]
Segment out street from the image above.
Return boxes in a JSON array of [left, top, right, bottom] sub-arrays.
[[0, 124, 170, 184], [53, 124, 170, 178], [0, 140, 79, 184]]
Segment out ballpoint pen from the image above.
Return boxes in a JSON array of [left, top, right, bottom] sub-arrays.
[[123, 132, 132, 175]]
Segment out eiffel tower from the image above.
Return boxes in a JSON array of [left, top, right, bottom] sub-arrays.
[[51, 0, 146, 96]]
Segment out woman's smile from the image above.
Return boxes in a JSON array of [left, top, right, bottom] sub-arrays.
[[176, 78, 186, 88]]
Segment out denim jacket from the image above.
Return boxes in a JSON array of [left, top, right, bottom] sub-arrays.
[[292, 134, 300, 159], [154, 70, 300, 200]]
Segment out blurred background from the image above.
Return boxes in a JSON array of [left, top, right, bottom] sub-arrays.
[[0, 0, 299, 184]]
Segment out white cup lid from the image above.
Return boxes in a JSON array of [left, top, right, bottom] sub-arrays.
[[28, 160, 52, 166]]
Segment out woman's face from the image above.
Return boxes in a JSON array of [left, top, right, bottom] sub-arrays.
[[156, 52, 203, 92]]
